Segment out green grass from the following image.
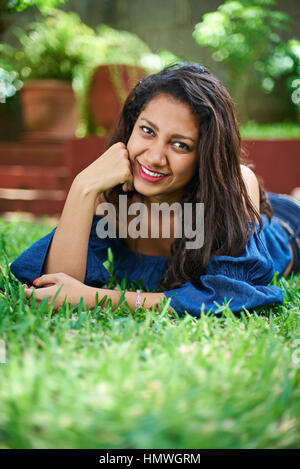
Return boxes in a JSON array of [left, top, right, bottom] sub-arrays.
[[240, 122, 300, 139], [0, 216, 300, 449]]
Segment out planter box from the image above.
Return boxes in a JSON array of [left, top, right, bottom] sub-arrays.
[[0, 137, 299, 216], [65, 136, 108, 191], [64, 138, 300, 196], [242, 139, 300, 194], [0, 140, 68, 216], [0, 137, 107, 216]]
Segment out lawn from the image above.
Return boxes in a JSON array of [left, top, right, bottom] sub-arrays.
[[240, 122, 300, 139], [0, 215, 300, 449]]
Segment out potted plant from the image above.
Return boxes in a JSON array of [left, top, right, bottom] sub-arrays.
[[1, 8, 181, 140], [74, 26, 181, 136], [72, 24, 153, 137], [83, 25, 161, 135], [1, 9, 96, 140]]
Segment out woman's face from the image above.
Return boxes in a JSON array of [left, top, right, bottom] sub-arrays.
[[127, 93, 200, 204]]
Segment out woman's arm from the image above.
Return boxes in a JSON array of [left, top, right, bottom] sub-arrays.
[[24, 273, 169, 314], [42, 177, 97, 282], [42, 143, 134, 282]]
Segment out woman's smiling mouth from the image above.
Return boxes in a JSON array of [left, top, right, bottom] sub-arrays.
[[138, 162, 170, 182]]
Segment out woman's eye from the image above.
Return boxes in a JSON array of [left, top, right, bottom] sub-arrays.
[[173, 141, 190, 151], [140, 126, 154, 135]]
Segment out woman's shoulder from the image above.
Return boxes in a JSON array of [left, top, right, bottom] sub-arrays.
[[240, 164, 260, 218]]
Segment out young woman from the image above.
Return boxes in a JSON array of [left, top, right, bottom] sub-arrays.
[[10, 63, 300, 316]]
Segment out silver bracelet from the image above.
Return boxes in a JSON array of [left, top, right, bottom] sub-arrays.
[[135, 289, 142, 308]]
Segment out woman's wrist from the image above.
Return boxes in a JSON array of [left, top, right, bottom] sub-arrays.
[[72, 173, 102, 201], [87, 287, 168, 314]]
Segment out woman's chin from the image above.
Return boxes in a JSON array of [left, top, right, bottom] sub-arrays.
[[133, 179, 163, 196]]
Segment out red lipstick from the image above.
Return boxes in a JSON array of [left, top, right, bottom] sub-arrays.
[[138, 162, 169, 183]]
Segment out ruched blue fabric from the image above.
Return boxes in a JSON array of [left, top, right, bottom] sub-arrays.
[[10, 192, 299, 317], [164, 214, 287, 316]]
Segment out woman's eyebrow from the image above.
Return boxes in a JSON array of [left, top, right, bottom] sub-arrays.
[[140, 118, 196, 144]]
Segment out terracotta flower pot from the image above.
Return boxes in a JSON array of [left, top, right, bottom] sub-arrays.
[[20, 79, 78, 141], [87, 64, 145, 132]]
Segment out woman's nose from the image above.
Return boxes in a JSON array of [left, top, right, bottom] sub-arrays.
[[147, 140, 168, 166]]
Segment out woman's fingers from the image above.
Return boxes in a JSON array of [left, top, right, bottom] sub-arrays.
[[23, 286, 41, 308], [122, 182, 133, 192], [33, 273, 62, 287], [122, 173, 134, 192], [33, 286, 54, 302], [24, 285, 55, 304], [23, 286, 34, 299]]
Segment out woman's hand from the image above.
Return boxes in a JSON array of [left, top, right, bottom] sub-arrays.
[[23, 273, 93, 311], [74, 142, 134, 196]]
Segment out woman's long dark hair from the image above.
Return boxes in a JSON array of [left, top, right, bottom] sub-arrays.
[[103, 63, 273, 290]]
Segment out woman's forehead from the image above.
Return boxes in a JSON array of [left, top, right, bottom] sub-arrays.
[[139, 94, 199, 136]]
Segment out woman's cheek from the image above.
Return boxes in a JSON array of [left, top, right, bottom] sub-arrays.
[[126, 138, 136, 163], [128, 140, 145, 164]]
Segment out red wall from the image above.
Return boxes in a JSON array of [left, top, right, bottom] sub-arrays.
[[0, 137, 299, 215], [242, 139, 300, 194]]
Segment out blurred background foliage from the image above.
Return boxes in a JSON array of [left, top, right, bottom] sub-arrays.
[[0, 0, 68, 102], [0, 0, 299, 135], [193, 0, 300, 121], [0, 9, 177, 82], [2, 0, 66, 13], [0, 3, 181, 135]]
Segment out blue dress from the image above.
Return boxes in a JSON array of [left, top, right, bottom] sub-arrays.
[[10, 192, 300, 317]]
